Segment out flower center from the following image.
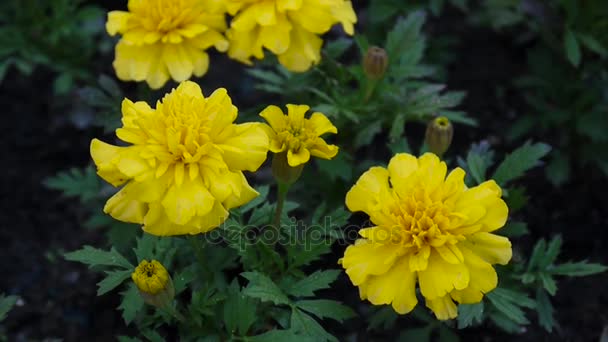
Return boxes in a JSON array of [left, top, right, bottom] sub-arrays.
[[393, 188, 461, 250]]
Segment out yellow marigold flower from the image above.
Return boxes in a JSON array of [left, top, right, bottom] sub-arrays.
[[340, 153, 512, 320], [260, 104, 338, 167], [225, 0, 357, 72], [106, 0, 229, 89], [132, 259, 175, 308], [90, 81, 269, 236], [132, 259, 172, 295]]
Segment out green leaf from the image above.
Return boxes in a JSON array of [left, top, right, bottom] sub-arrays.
[[240, 185, 270, 213], [295, 299, 356, 322], [398, 326, 433, 342], [224, 281, 257, 336], [97, 269, 132, 296], [564, 29, 581, 67], [457, 302, 484, 329], [385, 11, 426, 66], [439, 110, 477, 126], [248, 329, 312, 342], [141, 330, 164, 342], [487, 288, 534, 325], [492, 141, 551, 186], [44, 166, 102, 203], [466, 152, 487, 185], [65, 245, 133, 269], [538, 273, 557, 296], [389, 113, 407, 142], [284, 270, 340, 297], [173, 266, 196, 295], [117, 336, 142, 342], [546, 154, 570, 187], [241, 272, 290, 305], [317, 152, 353, 182], [367, 306, 398, 331], [118, 283, 144, 325], [539, 236, 562, 269], [133, 234, 157, 263], [549, 262, 608, 277], [0, 294, 18, 321], [536, 288, 555, 332], [499, 221, 529, 238], [324, 38, 352, 59], [577, 33, 608, 57], [290, 308, 337, 342], [527, 239, 547, 272], [354, 120, 383, 148]]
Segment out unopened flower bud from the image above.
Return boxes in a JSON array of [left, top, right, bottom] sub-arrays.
[[363, 46, 388, 80], [425, 116, 453, 157], [272, 151, 304, 185], [132, 259, 174, 309]]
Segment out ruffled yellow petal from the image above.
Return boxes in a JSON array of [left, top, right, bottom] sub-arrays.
[[308, 112, 337, 135], [106, 11, 130, 36], [342, 240, 404, 286], [418, 250, 469, 300], [450, 245, 498, 304], [287, 148, 311, 166], [217, 123, 269, 171], [464, 232, 512, 265], [260, 105, 287, 132], [359, 256, 418, 314], [345, 167, 389, 213], [278, 25, 322, 72], [426, 295, 458, 320], [104, 185, 147, 224]]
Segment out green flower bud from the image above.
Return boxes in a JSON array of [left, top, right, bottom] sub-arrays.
[[363, 46, 389, 80], [271, 151, 304, 185], [425, 116, 453, 157]]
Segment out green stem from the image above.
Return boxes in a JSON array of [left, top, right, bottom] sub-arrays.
[[188, 235, 212, 280], [273, 182, 290, 230], [363, 78, 379, 103]]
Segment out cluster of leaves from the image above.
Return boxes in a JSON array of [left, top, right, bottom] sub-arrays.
[[64, 186, 356, 341], [0, 0, 109, 94]]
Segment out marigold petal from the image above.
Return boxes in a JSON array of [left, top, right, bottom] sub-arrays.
[[106, 11, 130, 36], [163, 44, 194, 82], [217, 123, 269, 171], [277, 0, 303, 11], [278, 25, 322, 72], [161, 176, 215, 225], [308, 140, 338, 160], [342, 240, 404, 286], [464, 232, 512, 265], [426, 295, 458, 320], [222, 173, 259, 210], [418, 251, 469, 300], [361, 256, 417, 314], [104, 185, 146, 224], [260, 105, 287, 131], [287, 148, 310, 166], [450, 245, 498, 304], [388, 153, 418, 192], [345, 167, 390, 214], [332, 1, 357, 35], [308, 112, 337, 135], [90, 139, 128, 187]]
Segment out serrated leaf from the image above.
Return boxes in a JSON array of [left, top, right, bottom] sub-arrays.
[[389, 114, 407, 142], [492, 142, 551, 186], [564, 29, 581, 67], [173, 266, 196, 295], [290, 308, 337, 342], [368, 306, 398, 331], [539, 236, 562, 269], [295, 299, 356, 322], [240, 185, 270, 213], [97, 269, 132, 296], [527, 239, 547, 272], [65, 245, 133, 269], [317, 152, 353, 182], [467, 152, 487, 184], [457, 302, 484, 329], [538, 273, 557, 296], [549, 262, 608, 277], [242, 272, 290, 305], [142, 330, 164, 342], [119, 283, 144, 325], [224, 281, 257, 336], [285, 270, 340, 297], [44, 166, 102, 203], [354, 120, 383, 148], [536, 288, 555, 332], [487, 288, 534, 325], [133, 233, 157, 262], [489, 311, 522, 334], [0, 294, 18, 321], [386, 11, 426, 65]]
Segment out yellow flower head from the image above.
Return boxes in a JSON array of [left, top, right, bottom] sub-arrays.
[[341, 153, 512, 320], [132, 259, 171, 295], [260, 104, 338, 167], [225, 0, 357, 72], [90, 81, 269, 236], [106, 0, 229, 89]]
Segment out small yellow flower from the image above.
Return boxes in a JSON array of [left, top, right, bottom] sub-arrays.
[[132, 259, 171, 295], [106, 0, 228, 89], [340, 153, 512, 320], [260, 104, 338, 167], [225, 0, 357, 72], [90, 81, 269, 236]]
